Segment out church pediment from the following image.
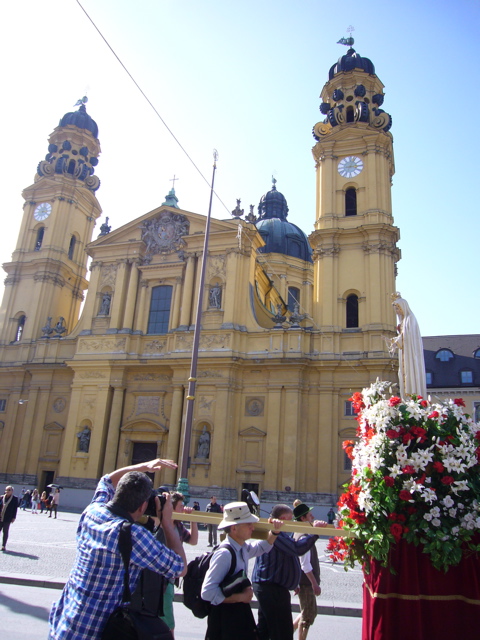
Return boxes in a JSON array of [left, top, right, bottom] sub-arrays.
[[239, 426, 266, 437], [121, 419, 168, 434], [88, 204, 240, 253]]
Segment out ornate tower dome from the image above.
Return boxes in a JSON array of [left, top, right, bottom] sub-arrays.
[[59, 103, 99, 138], [256, 179, 312, 263]]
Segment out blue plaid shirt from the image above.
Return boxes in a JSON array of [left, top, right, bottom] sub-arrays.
[[48, 475, 184, 639]]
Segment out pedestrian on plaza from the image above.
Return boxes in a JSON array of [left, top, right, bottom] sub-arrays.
[[202, 502, 284, 640], [48, 458, 186, 640], [22, 489, 31, 511], [0, 486, 19, 551], [206, 495, 222, 546], [193, 501, 200, 511], [31, 488, 40, 514], [292, 503, 321, 640], [252, 504, 327, 640], [40, 491, 48, 514], [49, 488, 60, 519], [159, 491, 199, 635], [327, 507, 335, 525]]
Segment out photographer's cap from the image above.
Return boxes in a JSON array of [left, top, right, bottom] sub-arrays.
[[218, 501, 259, 530]]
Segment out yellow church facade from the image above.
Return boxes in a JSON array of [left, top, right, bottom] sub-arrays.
[[0, 47, 400, 508]]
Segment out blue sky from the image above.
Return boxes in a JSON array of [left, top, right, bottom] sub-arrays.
[[1, 0, 479, 337]]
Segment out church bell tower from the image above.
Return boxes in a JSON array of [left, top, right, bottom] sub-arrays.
[[0, 101, 102, 344], [309, 42, 400, 352]]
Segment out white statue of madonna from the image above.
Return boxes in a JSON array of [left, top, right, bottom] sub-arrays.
[[389, 293, 427, 400]]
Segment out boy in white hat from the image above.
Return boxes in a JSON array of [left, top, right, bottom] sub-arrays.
[[201, 501, 283, 640]]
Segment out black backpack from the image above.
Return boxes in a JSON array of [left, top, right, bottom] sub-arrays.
[[182, 544, 236, 618]]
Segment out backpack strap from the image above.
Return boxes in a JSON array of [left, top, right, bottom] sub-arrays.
[[217, 542, 236, 578], [118, 520, 133, 603]]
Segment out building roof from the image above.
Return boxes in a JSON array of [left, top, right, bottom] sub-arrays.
[[423, 335, 480, 389], [328, 47, 375, 80], [59, 104, 99, 139], [256, 181, 313, 263]]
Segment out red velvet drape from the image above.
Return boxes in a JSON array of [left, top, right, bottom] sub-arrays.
[[362, 539, 480, 640]]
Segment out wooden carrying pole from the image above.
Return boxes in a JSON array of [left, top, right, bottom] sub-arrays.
[[171, 510, 351, 540]]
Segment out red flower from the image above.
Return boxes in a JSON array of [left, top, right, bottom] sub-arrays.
[[350, 392, 365, 414], [411, 426, 427, 443], [402, 465, 415, 474], [389, 396, 402, 406], [349, 509, 367, 524], [441, 476, 454, 485], [475, 431, 480, 442], [386, 429, 399, 439], [384, 476, 395, 487], [417, 473, 427, 485], [433, 461, 444, 472], [399, 490, 412, 501], [402, 432, 415, 444], [420, 400, 428, 408], [407, 506, 417, 515], [454, 398, 465, 407], [428, 411, 439, 419], [390, 523, 403, 542], [342, 440, 355, 460]]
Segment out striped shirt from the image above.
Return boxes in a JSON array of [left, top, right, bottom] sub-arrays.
[[252, 531, 319, 590], [48, 475, 184, 640]]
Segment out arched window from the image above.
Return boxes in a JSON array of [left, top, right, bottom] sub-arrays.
[[345, 188, 357, 216], [67, 159, 76, 175], [68, 235, 76, 260], [35, 227, 45, 251], [16, 315, 26, 342], [346, 294, 359, 328], [288, 287, 300, 311], [346, 106, 355, 123], [435, 349, 454, 362], [474, 349, 480, 359], [147, 285, 173, 334]]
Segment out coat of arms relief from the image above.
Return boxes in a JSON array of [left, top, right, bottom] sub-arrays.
[[140, 212, 190, 262]]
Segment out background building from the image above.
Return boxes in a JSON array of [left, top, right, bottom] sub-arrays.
[[0, 46, 414, 508]]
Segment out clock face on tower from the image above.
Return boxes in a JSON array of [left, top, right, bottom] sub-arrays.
[[33, 202, 52, 221], [338, 156, 364, 178]]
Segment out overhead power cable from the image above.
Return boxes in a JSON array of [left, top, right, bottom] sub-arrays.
[[76, 0, 231, 215]]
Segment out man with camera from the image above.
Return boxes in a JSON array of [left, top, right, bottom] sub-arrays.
[[48, 458, 186, 640]]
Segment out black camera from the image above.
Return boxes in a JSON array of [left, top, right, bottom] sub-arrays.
[[145, 490, 167, 517]]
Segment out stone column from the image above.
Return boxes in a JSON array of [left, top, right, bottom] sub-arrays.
[[171, 277, 183, 330], [15, 387, 40, 473], [109, 260, 129, 330], [135, 280, 149, 334], [102, 385, 125, 474], [179, 255, 195, 328], [121, 260, 139, 332], [165, 385, 185, 484]]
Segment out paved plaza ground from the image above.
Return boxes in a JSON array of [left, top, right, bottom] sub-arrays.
[[0, 507, 363, 639]]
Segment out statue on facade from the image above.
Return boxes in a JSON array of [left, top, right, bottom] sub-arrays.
[[76, 426, 91, 453], [41, 317, 54, 337], [209, 284, 222, 309], [53, 317, 67, 336], [98, 292, 111, 316], [388, 293, 427, 400], [196, 426, 211, 458]]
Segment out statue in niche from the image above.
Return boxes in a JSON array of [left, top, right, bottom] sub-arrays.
[[196, 426, 211, 458], [209, 284, 222, 309], [76, 426, 91, 453], [99, 292, 111, 316]]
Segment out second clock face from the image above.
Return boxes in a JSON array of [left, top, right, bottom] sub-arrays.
[[34, 202, 52, 221], [338, 156, 363, 178]]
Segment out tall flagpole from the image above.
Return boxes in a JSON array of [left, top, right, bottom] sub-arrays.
[[177, 150, 218, 503]]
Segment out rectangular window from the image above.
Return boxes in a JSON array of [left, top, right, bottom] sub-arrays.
[[475, 403, 480, 423], [344, 400, 354, 416], [426, 372, 432, 385], [0, 399, 6, 412], [461, 371, 473, 384], [343, 450, 352, 472], [147, 286, 173, 335]]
